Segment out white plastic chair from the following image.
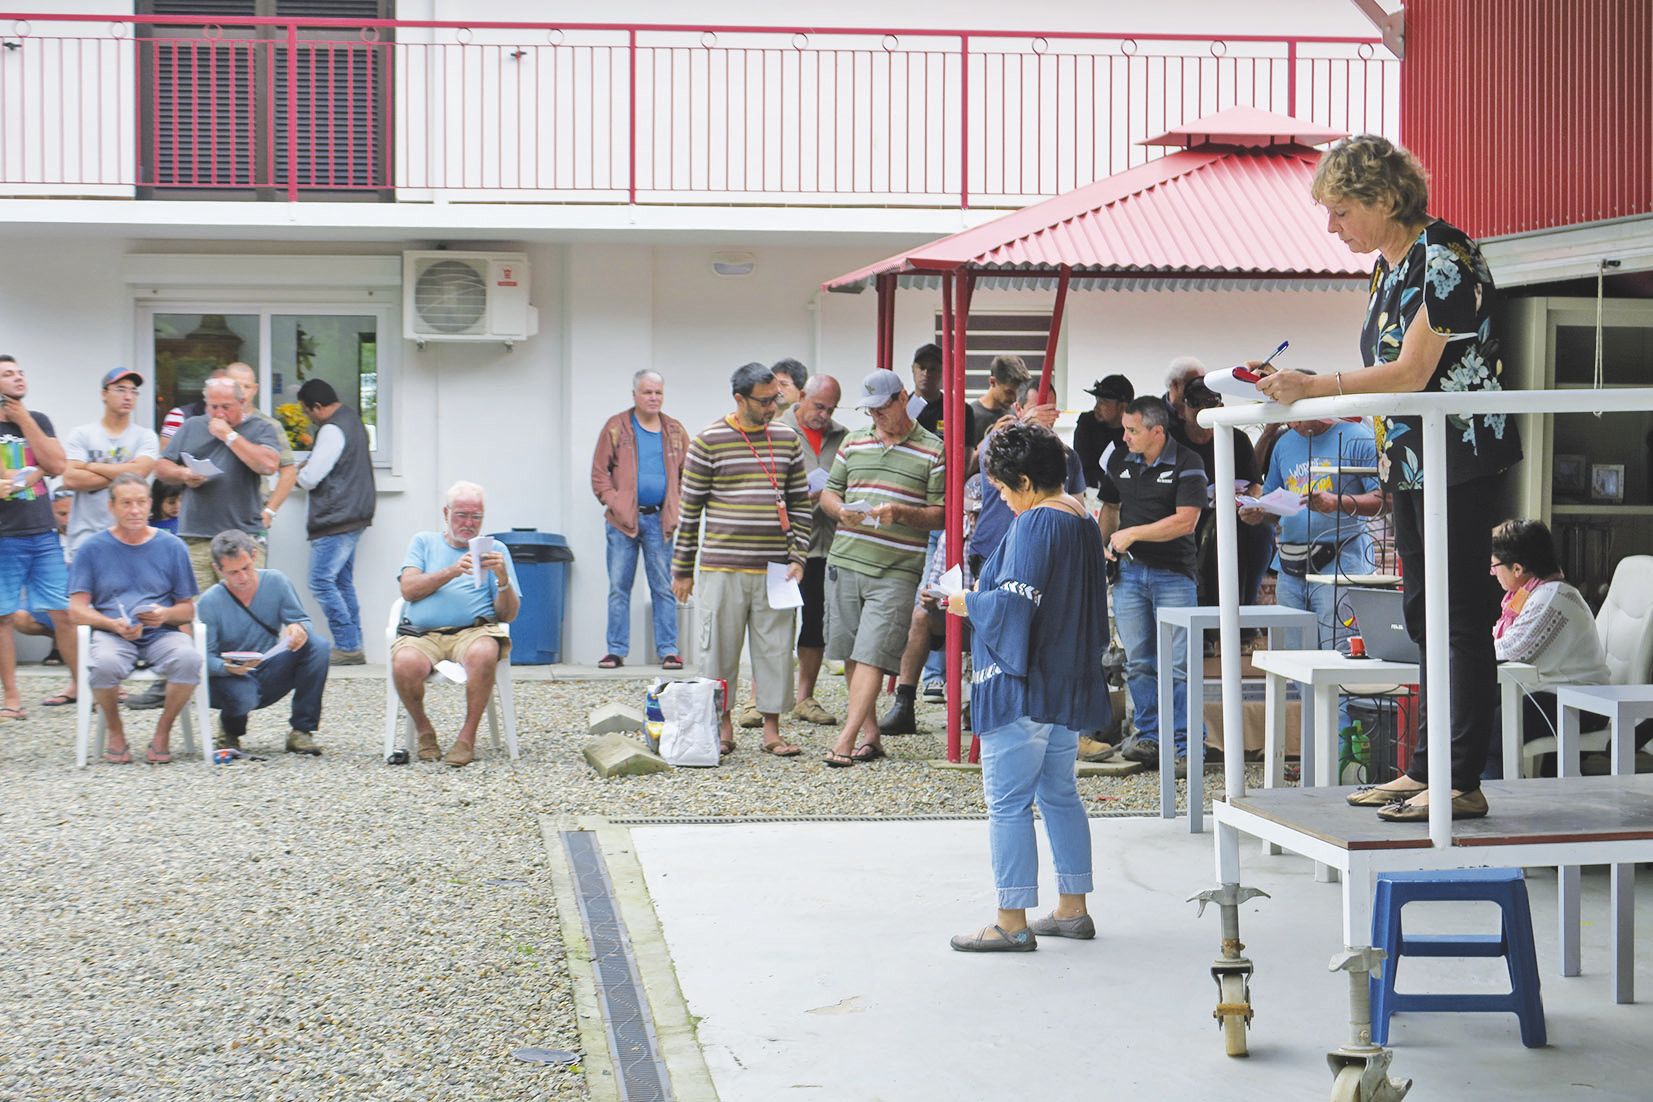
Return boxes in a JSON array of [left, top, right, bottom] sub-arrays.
[[1520, 555, 1653, 777], [75, 621, 212, 767], [383, 598, 519, 761]]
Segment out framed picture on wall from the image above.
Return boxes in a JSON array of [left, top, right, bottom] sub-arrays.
[[1553, 453, 1588, 500], [1591, 463, 1625, 504]]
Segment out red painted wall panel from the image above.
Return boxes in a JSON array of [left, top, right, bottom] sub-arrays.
[[1401, 0, 1652, 239]]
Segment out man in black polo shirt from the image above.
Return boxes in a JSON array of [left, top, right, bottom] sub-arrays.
[[1097, 396, 1207, 774]]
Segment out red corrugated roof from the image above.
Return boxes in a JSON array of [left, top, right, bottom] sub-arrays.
[[824, 107, 1373, 293]]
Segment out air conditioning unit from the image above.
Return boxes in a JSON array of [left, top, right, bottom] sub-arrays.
[[402, 252, 538, 346]]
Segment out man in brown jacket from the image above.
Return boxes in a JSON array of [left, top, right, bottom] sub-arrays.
[[591, 371, 688, 669]]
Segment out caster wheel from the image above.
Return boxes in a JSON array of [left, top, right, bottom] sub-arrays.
[[1220, 973, 1249, 1057], [1330, 1065, 1363, 1102]]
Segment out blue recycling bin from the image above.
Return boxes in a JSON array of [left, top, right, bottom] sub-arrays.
[[491, 529, 574, 664]]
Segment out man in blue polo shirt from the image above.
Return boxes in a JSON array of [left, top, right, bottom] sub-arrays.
[[1098, 396, 1208, 775]]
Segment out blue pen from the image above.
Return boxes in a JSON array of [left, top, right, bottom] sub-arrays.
[[1260, 340, 1289, 368]]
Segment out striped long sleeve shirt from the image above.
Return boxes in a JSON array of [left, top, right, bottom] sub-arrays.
[[672, 415, 813, 576]]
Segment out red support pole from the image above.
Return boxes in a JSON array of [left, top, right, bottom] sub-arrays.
[[944, 270, 974, 762], [1035, 265, 1071, 406], [880, 273, 897, 372]]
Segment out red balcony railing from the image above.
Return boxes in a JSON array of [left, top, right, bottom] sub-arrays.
[[0, 13, 1398, 207]]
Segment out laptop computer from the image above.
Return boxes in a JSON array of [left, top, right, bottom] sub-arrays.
[[1341, 588, 1420, 664]]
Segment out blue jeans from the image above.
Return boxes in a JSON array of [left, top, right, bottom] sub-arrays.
[[0, 530, 68, 615], [1276, 559, 1359, 732], [208, 635, 332, 732], [1113, 559, 1197, 754], [979, 718, 1094, 910], [309, 530, 363, 652], [605, 514, 677, 658], [919, 529, 944, 683]]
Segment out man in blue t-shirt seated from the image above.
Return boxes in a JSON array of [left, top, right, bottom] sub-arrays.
[[198, 528, 331, 756], [67, 473, 201, 764], [391, 481, 521, 768]]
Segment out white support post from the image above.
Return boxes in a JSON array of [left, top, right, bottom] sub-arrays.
[[1420, 410, 1452, 851], [1212, 425, 1246, 806]]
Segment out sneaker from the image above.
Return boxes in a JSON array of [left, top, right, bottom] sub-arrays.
[[791, 696, 838, 726], [1119, 739, 1160, 768], [329, 649, 365, 666], [734, 702, 764, 729], [215, 726, 241, 752], [1077, 736, 1115, 762], [921, 679, 945, 702], [877, 695, 918, 736], [285, 729, 323, 756], [126, 683, 166, 710]]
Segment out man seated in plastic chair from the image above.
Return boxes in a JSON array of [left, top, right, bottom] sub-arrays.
[[391, 481, 520, 767], [198, 529, 331, 756], [67, 473, 201, 764]]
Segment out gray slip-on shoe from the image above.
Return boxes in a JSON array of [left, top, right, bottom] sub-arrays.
[[1028, 912, 1096, 940], [950, 924, 1037, 953]]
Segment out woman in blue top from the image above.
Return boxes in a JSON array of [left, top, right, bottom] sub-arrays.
[[945, 422, 1113, 952]]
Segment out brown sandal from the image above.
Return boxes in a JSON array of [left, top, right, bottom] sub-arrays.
[[761, 740, 802, 758]]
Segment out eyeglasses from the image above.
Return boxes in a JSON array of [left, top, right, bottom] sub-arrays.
[[105, 385, 140, 396], [742, 393, 779, 407], [1489, 559, 1509, 574], [450, 510, 485, 522]]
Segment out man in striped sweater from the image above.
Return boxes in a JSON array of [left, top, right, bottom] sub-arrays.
[[819, 370, 946, 767], [672, 363, 813, 758]]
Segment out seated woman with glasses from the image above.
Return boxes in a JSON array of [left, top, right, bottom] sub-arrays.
[[1486, 519, 1610, 776]]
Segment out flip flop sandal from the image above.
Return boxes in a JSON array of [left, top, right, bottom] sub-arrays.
[[823, 751, 856, 768], [761, 741, 802, 757], [103, 746, 133, 765], [597, 654, 624, 669], [851, 743, 887, 762], [0, 706, 26, 721], [145, 742, 174, 765], [661, 655, 684, 670], [41, 693, 75, 708], [719, 739, 736, 756]]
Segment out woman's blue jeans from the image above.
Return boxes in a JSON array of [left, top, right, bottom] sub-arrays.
[[979, 717, 1094, 910]]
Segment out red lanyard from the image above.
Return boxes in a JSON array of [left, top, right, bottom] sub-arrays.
[[726, 415, 791, 535]]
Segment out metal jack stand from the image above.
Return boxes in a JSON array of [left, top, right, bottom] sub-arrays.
[[1190, 883, 1270, 1056], [1327, 948, 1412, 1102]]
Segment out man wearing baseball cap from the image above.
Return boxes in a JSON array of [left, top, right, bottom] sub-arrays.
[[818, 369, 944, 766], [62, 369, 160, 558], [1073, 374, 1134, 490]]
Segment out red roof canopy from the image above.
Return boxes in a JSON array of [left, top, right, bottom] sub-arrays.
[[823, 107, 1373, 293]]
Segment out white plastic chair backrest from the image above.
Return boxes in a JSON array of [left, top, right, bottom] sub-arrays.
[[1594, 554, 1653, 686]]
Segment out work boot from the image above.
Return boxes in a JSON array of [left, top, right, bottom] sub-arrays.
[[126, 682, 166, 710], [285, 729, 323, 756], [215, 725, 241, 752], [1077, 736, 1115, 762], [329, 649, 365, 666], [878, 691, 918, 737], [734, 701, 764, 729], [791, 696, 837, 726]]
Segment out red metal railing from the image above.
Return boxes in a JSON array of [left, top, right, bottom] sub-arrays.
[[0, 13, 1398, 206]]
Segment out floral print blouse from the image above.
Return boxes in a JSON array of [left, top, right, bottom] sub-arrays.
[[1360, 219, 1523, 491]]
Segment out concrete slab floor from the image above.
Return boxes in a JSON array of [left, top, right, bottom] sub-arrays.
[[630, 818, 1651, 1101]]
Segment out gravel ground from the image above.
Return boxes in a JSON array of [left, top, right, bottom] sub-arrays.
[[0, 665, 1267, 1101]]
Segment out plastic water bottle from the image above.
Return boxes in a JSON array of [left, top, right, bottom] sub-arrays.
[[1337, 720, 1368, 785]]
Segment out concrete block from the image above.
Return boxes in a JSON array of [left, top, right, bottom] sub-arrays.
[[584, 733, 672, 778], [587, 702, 647, 737], [1078, 758, 1143, 777], [925, 759, 983, 774]]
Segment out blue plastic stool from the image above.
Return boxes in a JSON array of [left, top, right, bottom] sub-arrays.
[[1369, 868, 1546, 1047]]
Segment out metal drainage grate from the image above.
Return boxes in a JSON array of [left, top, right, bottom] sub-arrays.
[[609, 811, 1158, 825], [562, 831, 673, 1102]]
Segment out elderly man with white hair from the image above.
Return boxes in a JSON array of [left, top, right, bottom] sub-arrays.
[[155, 375, 282, 592], [390, 481, 520, 768]]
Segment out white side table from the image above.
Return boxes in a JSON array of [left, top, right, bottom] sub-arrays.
[[1497, 661, 1542, 778], [1554, 684, 1653, 1004], [1152, 605, 1316, 832]]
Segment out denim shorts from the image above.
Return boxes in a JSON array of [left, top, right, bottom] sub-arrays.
[[0, 531, 68, 616]]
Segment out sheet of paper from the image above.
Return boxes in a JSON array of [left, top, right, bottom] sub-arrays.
[[468, 534, 494, 587], [1236, 487, 1305, 517], [806, 467, 829, 494], [220, 651, 264, 664], [1202, 367, 1264, 401], [923, 564, 965, 600], [766, 561, 804, 610], [261, 639, 290, 661], [435, 659, 468, 683], [843, 500, 880, 527], [905, 393, 929, 421], [180, 452, 221, 479]]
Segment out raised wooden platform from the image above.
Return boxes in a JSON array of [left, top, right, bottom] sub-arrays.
[[1229, 775, 1653, 852]]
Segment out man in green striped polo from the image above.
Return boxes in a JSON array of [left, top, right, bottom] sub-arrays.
[[818, 370, 945, 768], [671, 363, 813, 758]]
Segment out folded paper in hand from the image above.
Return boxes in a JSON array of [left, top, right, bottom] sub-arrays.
[[923, 564, 965, 601], [435, 659, 468, 683], [844, 500, 880, 528], [180, 453, 221, 479], [468, 534, 494, 587], [1236, 487, 1305, 517], [806, 467, 829, 494], [766, 561, 804, 610], [905, 393, 929, 421]]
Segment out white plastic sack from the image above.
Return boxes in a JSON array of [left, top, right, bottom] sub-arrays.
[[657, 677, 721, 767]]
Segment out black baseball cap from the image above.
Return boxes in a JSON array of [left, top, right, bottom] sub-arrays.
[[1084, 374, 1134, 401]]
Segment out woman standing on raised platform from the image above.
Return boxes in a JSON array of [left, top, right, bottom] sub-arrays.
[[944, 422, 1112, 952], [1257, 134, 1521, 822]]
